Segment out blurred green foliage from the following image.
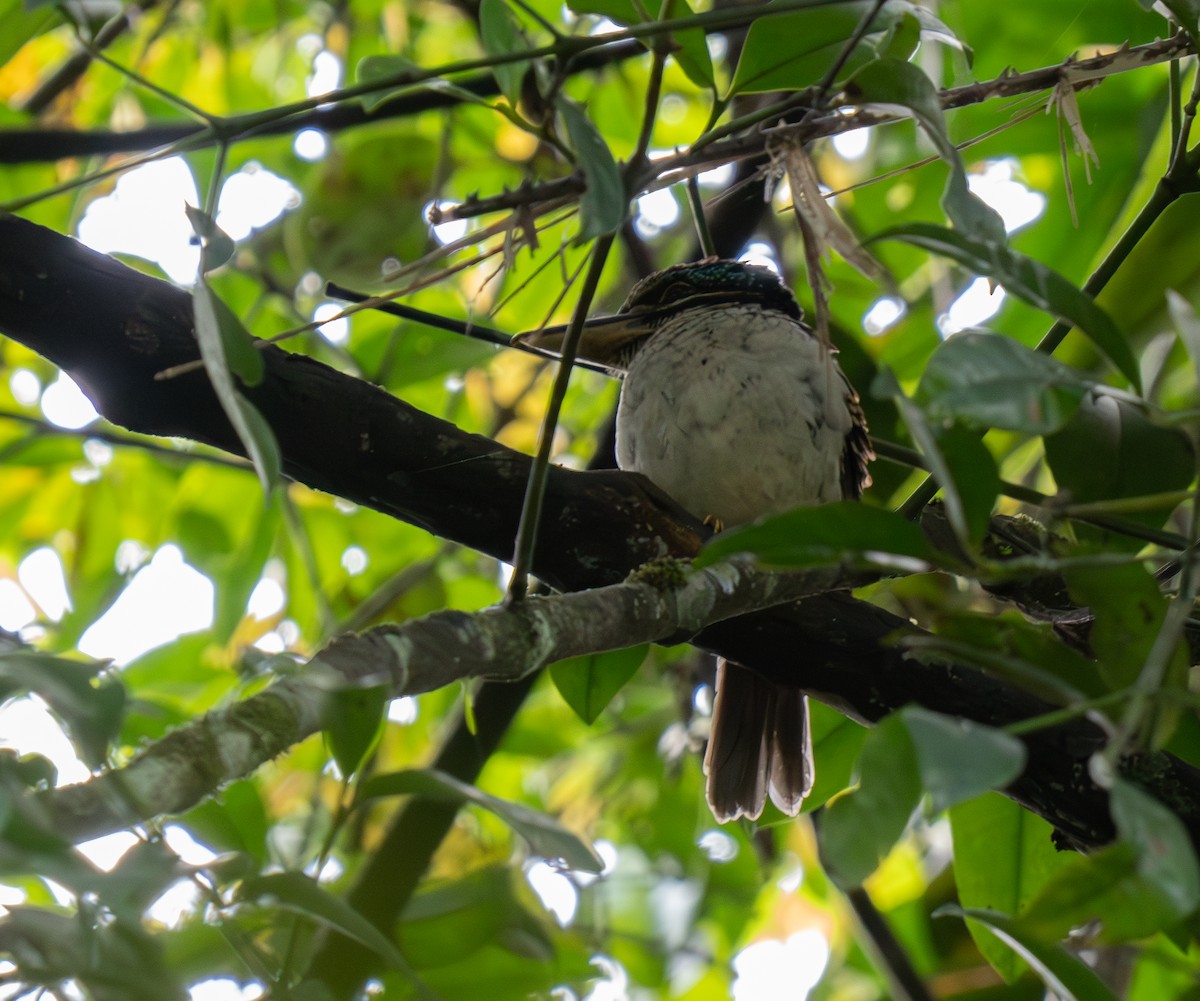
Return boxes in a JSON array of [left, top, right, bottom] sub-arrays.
[[1, 1, 1200, 999]]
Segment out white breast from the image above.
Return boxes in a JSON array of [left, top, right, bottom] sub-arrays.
[[614, 304, 853, 527]]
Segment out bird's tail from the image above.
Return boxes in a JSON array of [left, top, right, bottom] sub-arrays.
[[703, 659, 813, 822]]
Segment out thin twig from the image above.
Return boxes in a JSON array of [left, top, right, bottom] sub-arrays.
[[844, 885, 935, 1001], [440, 35, 1194, 224], [686, 174, 717, 257], [815, 0, 889, 104], [324, 282, 612, 374], [506, 234, 616, 602], [21, 5, 138, 115], [0, 409, 251, 470]]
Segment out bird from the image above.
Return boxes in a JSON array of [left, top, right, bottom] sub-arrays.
[[520, 258, 872, 822]]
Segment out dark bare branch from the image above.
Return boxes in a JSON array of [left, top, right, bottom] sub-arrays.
[[3, 214, 1200, 858]]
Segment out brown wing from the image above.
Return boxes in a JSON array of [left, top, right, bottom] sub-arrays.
[[840, 379, 874, 501]]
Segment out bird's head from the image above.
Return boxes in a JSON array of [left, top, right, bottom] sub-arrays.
[[514, 259, 803, 372]]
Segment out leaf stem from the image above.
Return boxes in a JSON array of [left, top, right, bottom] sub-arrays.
[[686, 174, 717, 257], [815, 0, 888, 104], [631, 48, 668, 170], [507, 234, 616, 602]]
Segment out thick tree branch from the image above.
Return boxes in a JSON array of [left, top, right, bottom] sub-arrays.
[[3, 215, 1200, 858], [45, 557, 856, 840], [0, 214, 702, 591]]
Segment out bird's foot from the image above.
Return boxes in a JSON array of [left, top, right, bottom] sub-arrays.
[[703, 514, 725, 534]]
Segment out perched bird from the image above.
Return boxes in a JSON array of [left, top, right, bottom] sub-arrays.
[[522, 259, 872, 821]]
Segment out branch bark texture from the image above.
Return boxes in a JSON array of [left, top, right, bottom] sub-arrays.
[[2, 215, 1200, 856], [47, 558, 853, 840]]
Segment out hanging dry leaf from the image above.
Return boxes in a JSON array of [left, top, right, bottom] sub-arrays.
[[1047, 76, 1100, 226], [769, 135, 888, 284]]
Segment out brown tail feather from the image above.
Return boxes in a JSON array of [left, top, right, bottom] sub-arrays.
[[704, 660, 812, 822], [767, 686, 813, 815]]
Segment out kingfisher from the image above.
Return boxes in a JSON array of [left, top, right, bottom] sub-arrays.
[[521, 259, 872, 822]]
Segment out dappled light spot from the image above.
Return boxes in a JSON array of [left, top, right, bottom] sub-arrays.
[[863, 295, 906, 335], [733, 930, 830, 1001], [968, 159, 1046, 234], [939, 277, 1007, 336], [526, 859, 579, 925], [41, 371, 98, 429], [18, 547, 70, 621], [79, 545, 214, 665]]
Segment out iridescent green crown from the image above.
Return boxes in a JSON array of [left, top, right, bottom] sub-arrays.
[[620, 259, 803, 321]]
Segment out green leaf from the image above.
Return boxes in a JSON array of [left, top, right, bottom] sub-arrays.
[[479, 0, 530, 107], [212, 496, 281, 643], [796, 710, 864, 811], [0, 652, 124, 769], [184, 204, 236, 273], [235, 393, 282, 491], [9, 751, 56, 790], [819, 713, 922, 887], [192, 281, 281, 492], [289, 981, 337, 1001], [946, 906, 1122, 1001], [564, 0, 638, 18], [802, 701, 869, 812], [0, 907, 187, 1001], [358, 58, 505, 119], [935, 424, 1000, 546], [239, 872, 415, 975], [1064, 562, 1188, 698], [557, 97, 626, 238], [875, 224, 1141, 388], [550, 644, 647, 724], [730, 1, 901, 95], [878, 366, 975, 549], [1126, 936, 1200, 1000], [950, 794, 1074, 982], [1110, 777, 1200, 920], [913, 612, 1104, 704], [191, 278, 265, 386], [355, 55, 422, 113], [821, 709, 1026, 888], [696, 501, 940, 569], [324, 682, 390, 778], [1143, 0, 1200, 39], [182, 779, 270, 865], [878, 10, 920, 63], [360, 768, 603, 872], [916, 330, 1092, 434], [1167, 289, 1200, 389], [907, 6, 972, 63], [848, 59, 1005, 244], [566, 0, 713, 87], [398, 866, 551, 969], [1044, 392, 1195, 521], [99, 838, 185, 922], [1019, 842, 1183, 944], [662, 0, 714, 89], [900, 707, 1025, 812], [0, 1, 59, 67]]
